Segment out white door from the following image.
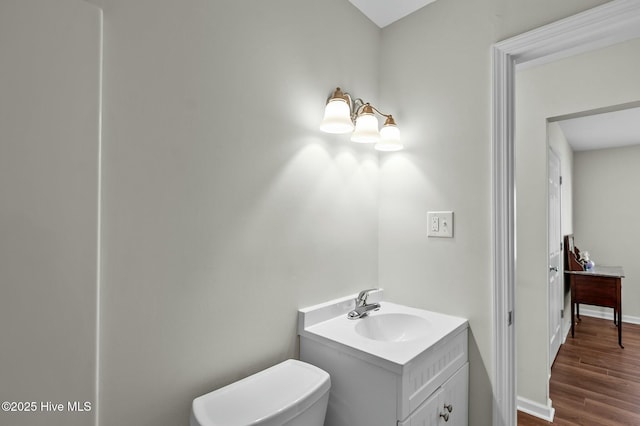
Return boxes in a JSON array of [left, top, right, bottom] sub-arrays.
[[548, 149, 562, 367]]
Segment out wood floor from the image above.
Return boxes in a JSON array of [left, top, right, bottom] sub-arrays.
[[518, 316, 640, 426]]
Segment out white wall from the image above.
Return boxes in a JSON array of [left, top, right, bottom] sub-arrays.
[[377, 0, 608, 424], [574, 144, 640, 320], [0, 1, 101, 425], [516, 36, 640, 407], [95, 0, 381, 425]]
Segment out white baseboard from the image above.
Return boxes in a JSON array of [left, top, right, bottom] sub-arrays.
[[562, 318, 571, 343], [578, 307, 640, 325], [517, 397, 555, 422]]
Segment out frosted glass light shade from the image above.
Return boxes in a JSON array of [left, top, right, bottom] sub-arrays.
[[376, 123, 403, 151], [351, 113, 380, 143], [320, 99, 354, 134]]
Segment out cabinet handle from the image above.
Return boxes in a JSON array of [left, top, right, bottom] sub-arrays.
[[444, 403, 453, 413], [439, 412, 449, 422]]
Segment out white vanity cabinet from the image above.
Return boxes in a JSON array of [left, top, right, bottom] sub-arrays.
[[298, 298, 469, 426]]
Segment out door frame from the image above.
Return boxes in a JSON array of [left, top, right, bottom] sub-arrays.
[[491, 1, 640, 424]]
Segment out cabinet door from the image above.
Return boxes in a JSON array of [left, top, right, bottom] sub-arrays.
[[399, 363, 469, 426], [398, 387, 442, 426], [438, 363, 469, 425]]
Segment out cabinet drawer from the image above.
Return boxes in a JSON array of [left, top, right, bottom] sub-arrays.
[[398, 387, 441, 426], [573, 275, 618, 307]]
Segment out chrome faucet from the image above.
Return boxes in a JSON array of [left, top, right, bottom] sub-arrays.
[[347, 288, 381, 320]]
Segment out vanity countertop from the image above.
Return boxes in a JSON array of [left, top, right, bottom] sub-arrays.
[[298, 296, 467, 372]]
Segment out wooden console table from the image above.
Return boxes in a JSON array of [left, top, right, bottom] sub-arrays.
[[567, 266, 625, 348]]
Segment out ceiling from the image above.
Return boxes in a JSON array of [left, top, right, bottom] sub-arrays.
[[348, 0, 438, 28], [557, 107, 640, 151]]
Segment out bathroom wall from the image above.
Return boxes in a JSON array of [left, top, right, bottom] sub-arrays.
[[574, 144, 640, 321], [93, 0, 381, 425], [377, 0, 609, 424], [515, 36, 640, 407], [0, 1, 102, 426]]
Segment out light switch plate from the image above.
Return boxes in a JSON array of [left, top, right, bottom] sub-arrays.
[[427, 211, 453, 238]]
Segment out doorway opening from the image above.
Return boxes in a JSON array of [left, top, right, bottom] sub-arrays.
[[492, 2, 640, 424]]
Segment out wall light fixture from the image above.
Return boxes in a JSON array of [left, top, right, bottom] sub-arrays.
[[320, 87, 403, 152]]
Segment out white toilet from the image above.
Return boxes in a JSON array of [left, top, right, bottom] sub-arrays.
[[190, 359, 330, 426]]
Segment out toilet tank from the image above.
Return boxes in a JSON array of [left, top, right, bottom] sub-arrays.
[[190, 359, 330, 426]]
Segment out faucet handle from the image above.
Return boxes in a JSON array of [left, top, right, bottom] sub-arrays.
[[356, 288, 383, 304]]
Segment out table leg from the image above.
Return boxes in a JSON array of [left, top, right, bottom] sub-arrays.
[[571, 301, 575, 338], [619, 302, 624, 349], [617, 278, 623, 349]]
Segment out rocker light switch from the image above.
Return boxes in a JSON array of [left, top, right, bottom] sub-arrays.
[[427, 211, 454, 238]]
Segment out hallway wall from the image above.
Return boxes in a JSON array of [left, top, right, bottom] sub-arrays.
[[574, 144, 640, 321]]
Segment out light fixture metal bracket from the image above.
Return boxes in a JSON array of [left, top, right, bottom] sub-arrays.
[[321, 86, 403, 151], [325, 87, 393, 122]]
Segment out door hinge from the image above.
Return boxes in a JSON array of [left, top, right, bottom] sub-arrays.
[[561, 309, 564, 319], [508, 311, 513, 326], [559, 176, 563, 185]]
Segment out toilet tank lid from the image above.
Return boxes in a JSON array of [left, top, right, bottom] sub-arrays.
[[191, 359, 330, 426]]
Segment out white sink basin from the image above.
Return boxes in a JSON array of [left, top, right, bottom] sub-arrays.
[[298, 296, 468, 370], [355, 313, 431, 342]]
